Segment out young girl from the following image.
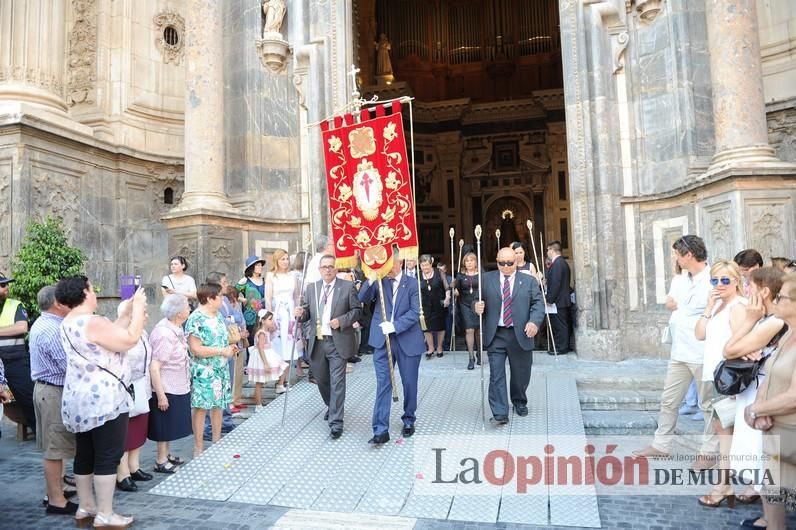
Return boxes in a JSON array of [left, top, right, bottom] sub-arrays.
[[246, 310, 288, 408]]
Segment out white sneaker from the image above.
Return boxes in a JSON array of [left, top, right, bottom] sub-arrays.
[[275, 384, 286, 394]]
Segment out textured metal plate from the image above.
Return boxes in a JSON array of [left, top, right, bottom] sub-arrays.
[[547, 374, 602, 528]]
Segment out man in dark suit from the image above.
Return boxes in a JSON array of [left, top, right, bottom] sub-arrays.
[[359, 255, 425, 444], [474, 247, 545, 424], [544, 241, 572, 354], [295, 255, 362, 439]]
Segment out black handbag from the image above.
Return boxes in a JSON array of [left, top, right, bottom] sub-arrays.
[[713, 358, 762, 396]]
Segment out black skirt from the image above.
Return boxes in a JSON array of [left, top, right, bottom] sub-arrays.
[[147, 392, 192, 442]]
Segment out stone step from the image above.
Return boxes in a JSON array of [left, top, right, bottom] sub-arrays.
[[578, 389, 662, 411], [582, 410, 707, 436]]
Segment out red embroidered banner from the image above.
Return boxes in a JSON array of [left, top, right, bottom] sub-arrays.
[[321, 102, 418, 278]]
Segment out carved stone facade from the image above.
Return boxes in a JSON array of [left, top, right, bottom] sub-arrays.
[[154, 11, 186, 66], [67, 0, 98, 107]]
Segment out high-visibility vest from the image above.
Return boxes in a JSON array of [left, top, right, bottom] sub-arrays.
[[0, 299, 25, 347]]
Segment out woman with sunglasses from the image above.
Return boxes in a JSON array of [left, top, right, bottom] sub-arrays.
[[694, 260, 747, 508]]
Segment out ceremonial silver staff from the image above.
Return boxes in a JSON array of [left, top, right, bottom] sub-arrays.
[[281, 238, 313, 426], [495, 228, 501, 254], [449, 227, 456, 351], [526, 220, 558, 359], [457, 239, 464, 273], [475, 225, 486, 427]]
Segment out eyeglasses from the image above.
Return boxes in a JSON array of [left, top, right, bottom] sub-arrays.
[[319, 265, 335, 270], [774, 293, 793, 303], [710, 277, 732, 287], [497, 261, 515, 267], [675, 236, 693, 256]]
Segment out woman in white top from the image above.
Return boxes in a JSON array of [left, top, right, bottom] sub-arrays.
[[266, 249, 303, 375], [694, 260, 747, 508], [161, 256, 198, 307]]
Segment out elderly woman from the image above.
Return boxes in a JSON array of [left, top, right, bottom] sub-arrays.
[[147, 294, 192, 474], [746, 273, 796, 530], [185, 283, 237, 456], [56, 276, 146, 529], [115, 301, 153, 492], [419, 254, 450, 359]]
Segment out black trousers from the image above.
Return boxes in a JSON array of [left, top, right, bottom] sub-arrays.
[[74, 413, 128, 475], [549, 309, 571, 353], [487, 327, 533, 418], [2, 356, 36, 432]]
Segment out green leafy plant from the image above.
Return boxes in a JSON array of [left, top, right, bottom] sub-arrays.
[[9, 216, 86, 320]]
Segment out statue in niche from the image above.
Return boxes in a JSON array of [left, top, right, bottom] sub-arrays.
[[262, 0, 286, 37], [375, 34, 393, 75], [375, 34, 394, 84]]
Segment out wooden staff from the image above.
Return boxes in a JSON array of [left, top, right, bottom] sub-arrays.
[[475, 225, 486, 427], [449, 228, 456, 351], [526, 220, 557, 358], [281, 236, 312, 426]]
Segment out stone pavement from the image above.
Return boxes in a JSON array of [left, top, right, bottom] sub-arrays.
[[1, 352, 795, 529]]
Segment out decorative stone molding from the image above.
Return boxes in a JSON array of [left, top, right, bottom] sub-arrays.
[[148, 165, 185, 215], [613, 31, 629, 73], [635, 0, 664, 24], [154, 11, 186, 66], [32, 173, 79, 232], [67, 0, 98, 107], [750, 204, 786, 261], [256, 36, 290, 74]]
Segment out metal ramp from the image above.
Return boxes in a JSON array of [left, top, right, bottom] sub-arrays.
[[150, 352, 601, 527]]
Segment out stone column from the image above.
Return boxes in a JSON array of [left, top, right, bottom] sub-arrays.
[[0, 0, 68, 113], [705, 0, 777, 167], [174, 0, 233, 212]]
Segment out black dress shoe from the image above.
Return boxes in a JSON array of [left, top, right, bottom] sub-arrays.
[[476, 352, 482, 365], [130, 469, 153, 481], [467, 357, 475, 370], [324, 410, 329, 421], [402, 424, 415, 437], [490, 416, 509, 426], [116, 477, 138, 492], [45, 500, 79, 515], [348, 356, 362, 363], [331, 427, 343, 439], [514, 404, 528, 417], [368, 432, 390, 445]]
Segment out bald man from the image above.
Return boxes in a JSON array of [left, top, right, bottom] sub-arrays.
[[475, 248, 545, 424]]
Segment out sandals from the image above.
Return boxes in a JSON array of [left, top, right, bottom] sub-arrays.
[[737, 493, 761, 504], [92, 512, 134, 529], [75, 507, 96, 528], [697, 492, 735, 508], [167, 454, 185, 466], [154, 461, 177, 474]]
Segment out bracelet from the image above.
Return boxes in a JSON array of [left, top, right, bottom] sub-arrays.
[[700, 314, 711, 320]]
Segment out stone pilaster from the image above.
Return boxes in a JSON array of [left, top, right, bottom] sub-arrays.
[[0, 0, 68, 113], [173, 0, 233, 213], [705, 0, 777, 168]]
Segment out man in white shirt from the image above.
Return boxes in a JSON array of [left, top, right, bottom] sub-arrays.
[[634, 235, 718, 468]]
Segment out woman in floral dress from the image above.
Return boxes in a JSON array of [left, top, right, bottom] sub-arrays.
[[185, 283, 237, 456], [266, 249, 304, 375]]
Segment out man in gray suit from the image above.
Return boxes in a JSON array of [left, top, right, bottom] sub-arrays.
[[475, 247, 545, 424], [295, 255, 362, 439]]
